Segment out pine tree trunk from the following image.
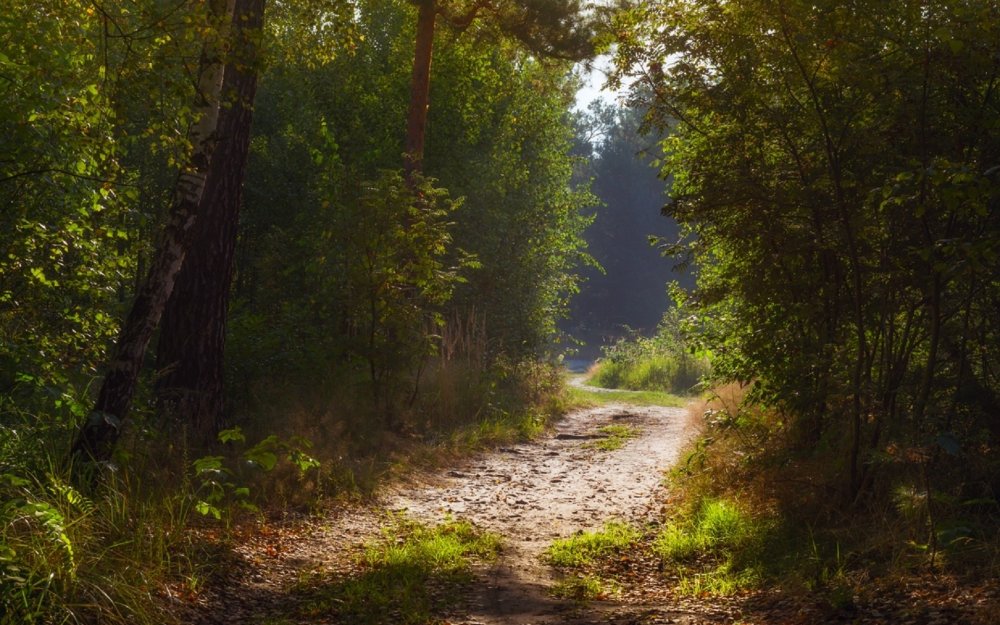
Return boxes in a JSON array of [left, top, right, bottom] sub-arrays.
[[156, 0, 266, 448], [71, 0, 236, 468], [404, 0, 437, 179]]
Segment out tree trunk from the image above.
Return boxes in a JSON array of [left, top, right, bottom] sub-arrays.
[[404, 0, 437, 179], [156, 0, 266, 448], [71, 0, 236, 468]]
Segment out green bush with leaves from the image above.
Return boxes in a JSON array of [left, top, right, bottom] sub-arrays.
[[615, 0, 1000, 507]]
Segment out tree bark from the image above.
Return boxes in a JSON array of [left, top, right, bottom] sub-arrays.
[[404, 0, 437, 179], [156, 0, 266, 448], [71, 0, 236, 468]]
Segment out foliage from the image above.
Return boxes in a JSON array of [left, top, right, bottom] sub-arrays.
[[615, 0, 1000, 505], [229, 0, 595, 445], [0, 462, 198, 625], [666, 384, 1000, 596], [191, 427, 321, 522]]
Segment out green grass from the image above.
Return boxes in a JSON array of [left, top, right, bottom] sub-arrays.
[[584, 424, 641, 451], [655, 498, 772, 595], [546, 521, 639, 567], [545, 522, 638, 602], [566, 380, 686, 408], [299, 516, 501, 624]]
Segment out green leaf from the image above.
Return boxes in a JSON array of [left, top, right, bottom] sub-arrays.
[[218, 427, 246, 444], [192, 455, 225, 474], [244, 449, 278, 471], [195, 501, 222, 520]]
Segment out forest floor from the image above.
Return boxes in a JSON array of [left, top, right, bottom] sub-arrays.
[[175, 387, 999, 625]]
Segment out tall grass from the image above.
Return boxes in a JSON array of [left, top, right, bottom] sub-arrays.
[[1, 459, 203, 625]]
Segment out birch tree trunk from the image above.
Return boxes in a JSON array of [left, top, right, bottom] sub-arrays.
[[71, 0, 236, 467]]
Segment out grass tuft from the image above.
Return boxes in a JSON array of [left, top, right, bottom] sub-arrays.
[[546, 521, 639, 567], [551, 573, 620, 601], [298, 516, 500, 624]]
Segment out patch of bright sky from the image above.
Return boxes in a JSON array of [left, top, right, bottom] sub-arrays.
[[574, 54, 624, 112]]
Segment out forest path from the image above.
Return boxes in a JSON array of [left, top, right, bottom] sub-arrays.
[[386, 400, 692, 624]]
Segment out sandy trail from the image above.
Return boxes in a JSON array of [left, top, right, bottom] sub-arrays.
[[183, 396, 694, 625], [386, 401, 692, 624]]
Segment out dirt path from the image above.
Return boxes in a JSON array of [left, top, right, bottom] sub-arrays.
[[385, 401, 692, 624], [181, 398, 696, 625]]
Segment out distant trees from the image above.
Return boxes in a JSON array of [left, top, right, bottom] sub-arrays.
[[618, 0, 1000, 500], [566, 103, 683, 351]]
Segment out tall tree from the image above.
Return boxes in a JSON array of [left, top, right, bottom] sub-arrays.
[[71, 0, 237, 467], [155, 0, 267, 446]]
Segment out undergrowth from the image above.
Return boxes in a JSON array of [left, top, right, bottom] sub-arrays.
[[658, 383, 1000, 599], [234, 356, 567, 499], [655, 497, 775, 595], [1, 338, 564, 625]]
